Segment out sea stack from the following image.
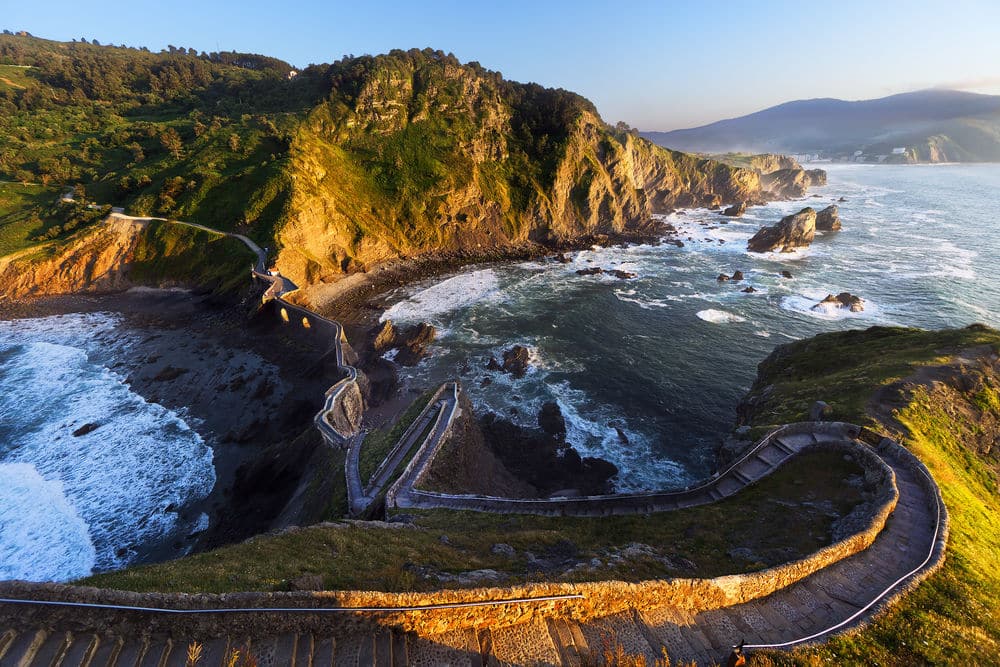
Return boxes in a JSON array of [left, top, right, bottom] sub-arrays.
[[747, 207, 817, 253]]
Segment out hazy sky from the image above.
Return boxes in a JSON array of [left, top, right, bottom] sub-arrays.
[[5, 0, 1000, 130]]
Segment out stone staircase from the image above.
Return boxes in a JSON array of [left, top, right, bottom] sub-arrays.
[[0, 427, 943, 666]]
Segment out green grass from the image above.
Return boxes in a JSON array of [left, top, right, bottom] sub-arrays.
[[79, 450, 865, 593], [357, 390, 435, 485], [129, 220, 255, 293], [741, 325, 1000, 431], [737, 325, 1000, 666], [0, 181, 58, 256]]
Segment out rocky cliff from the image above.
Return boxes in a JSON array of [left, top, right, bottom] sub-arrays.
[[0, 215, 146, 299], [270, 50, 785, 285]]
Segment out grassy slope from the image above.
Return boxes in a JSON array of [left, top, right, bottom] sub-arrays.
[[739, 325, 1000, 665], [129, 220, 256, 293], [80, 450, 864, 593], [0, 181, 57, 255]]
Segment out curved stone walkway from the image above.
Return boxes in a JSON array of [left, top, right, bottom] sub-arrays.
[[0, 425, 945, 666], [347, 382, 458, 516]]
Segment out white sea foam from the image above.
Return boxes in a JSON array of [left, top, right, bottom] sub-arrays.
[[780, 294, 876, 321], [696, 309, 746, 324], [380, 269, 500, 324], [0, 463, 97, 581], [0, 319, 216, 581]]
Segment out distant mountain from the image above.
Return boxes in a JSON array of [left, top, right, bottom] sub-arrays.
[[642, 90, 1000, 162]]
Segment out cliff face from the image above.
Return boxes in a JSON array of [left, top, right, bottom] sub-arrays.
[[272, 50, 771, 285], [0, 216, 146, 299]]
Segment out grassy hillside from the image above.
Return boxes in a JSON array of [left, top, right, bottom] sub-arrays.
[[0, 34, 768, 290], [738, 325, 1000, 665]]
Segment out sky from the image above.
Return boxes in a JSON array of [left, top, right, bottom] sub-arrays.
[[5, 0, 1000, 130]]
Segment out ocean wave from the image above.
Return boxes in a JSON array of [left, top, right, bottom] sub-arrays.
[[0, 334, 216, 579], [381, 269, 500, 324], [696, 309, 746, 324], [780, 294, 876, 321], [0, 462, 97, 581]]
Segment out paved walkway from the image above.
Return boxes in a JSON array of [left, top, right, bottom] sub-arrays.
[[0, 426, 945, 666], [347, 383, 457, 516]]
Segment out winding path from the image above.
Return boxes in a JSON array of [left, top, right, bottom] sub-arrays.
[[0, 424, 946, 666], [0, 210, 948, 665]]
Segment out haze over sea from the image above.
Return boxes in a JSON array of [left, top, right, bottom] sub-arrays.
[[381, 164, 1000, 491]]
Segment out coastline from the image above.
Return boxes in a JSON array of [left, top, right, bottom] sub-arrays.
[[0, 287, 343, 571]]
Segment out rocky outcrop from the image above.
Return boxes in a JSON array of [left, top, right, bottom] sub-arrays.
[[371, 320, 398, 353], [816, 204, 842, 231], [487, 345, 531, 378], [721, 201, 747, 217], [813, 292, 865, 312], [269, 53, 780, 286], [0, 215, 147, 299], [760, 168, 827, 199], [393, 323, 437, 366], [747, 207, 817, 253]]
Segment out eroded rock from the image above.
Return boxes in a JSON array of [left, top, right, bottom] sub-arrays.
[[747, 207, 816, 253]]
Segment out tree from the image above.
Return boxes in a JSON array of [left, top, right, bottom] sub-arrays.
[[228, 133, 240, 152], [159, 127, 183, 159]]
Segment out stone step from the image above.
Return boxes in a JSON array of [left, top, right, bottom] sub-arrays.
[[545, 619, 583, 667], [731, 468, 754, 484], [390, 632, 407, 667], [113, 638, 148, 667], [333, 633, 365, 667], [772, 438, 796, 455], [87, 636, 122, 667], [60, 634, 100, 667], [312, 638, 335, 667], [639, 607, 703, 665], [138, 639, 170, 667], [487, 621, 561, 665], [0, 630, 17, 662], [1, 629, 48, 667], [373, 629, 392, 667], [28, 631, 71, 667], [292, 634, 314, 667]]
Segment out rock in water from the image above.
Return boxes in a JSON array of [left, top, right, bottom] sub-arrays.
[[717, 274, 730, 282], [575, 267, 603, 276], [813, 292, 865, 312], [747, 207, 816, 253], [394, 322, 437, 365], [731, 270, 744, 281], [371, 320, 398, 353], [741, 286, 757, 293], [781, 270, 793, 279], [721, 201, 747, 217], [487, 345, 531, 378], [816, 204, 842, 231], [607, 269, 637, 280], [538, 401, 567, 440]]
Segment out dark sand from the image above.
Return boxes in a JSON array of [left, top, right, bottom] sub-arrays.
[[1, 287, 343, 564]]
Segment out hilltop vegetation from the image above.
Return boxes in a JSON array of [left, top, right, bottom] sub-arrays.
[[738, 325, 1000, 665], [0, 33, 771, 291]]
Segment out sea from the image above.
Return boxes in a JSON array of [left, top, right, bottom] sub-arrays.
[[380, 164, 1000, 492], [1, 164, 997, 583], [0, 312, 214, 582]]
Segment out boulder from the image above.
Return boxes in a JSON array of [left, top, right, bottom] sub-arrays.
[[781, 270, 793, 279], [741, 286, 757, 293], [575, 267, 603, 276], [554, 253, 571, 264], [394, 323, 437, 366], [721, 202, 747, 217], [607, 269, 637, 280], [812, 292, 865, 312], [838, 197, 847, 202], [816, 204, 842, 231], [371, 320, 398, 353], [538, 401, 567, 440], [747, 207, 816, 253], [487, 345, 531, 378], [72, 423, 100, 437], [717, 274, 730, 282], [731, 270, 744, 281]]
